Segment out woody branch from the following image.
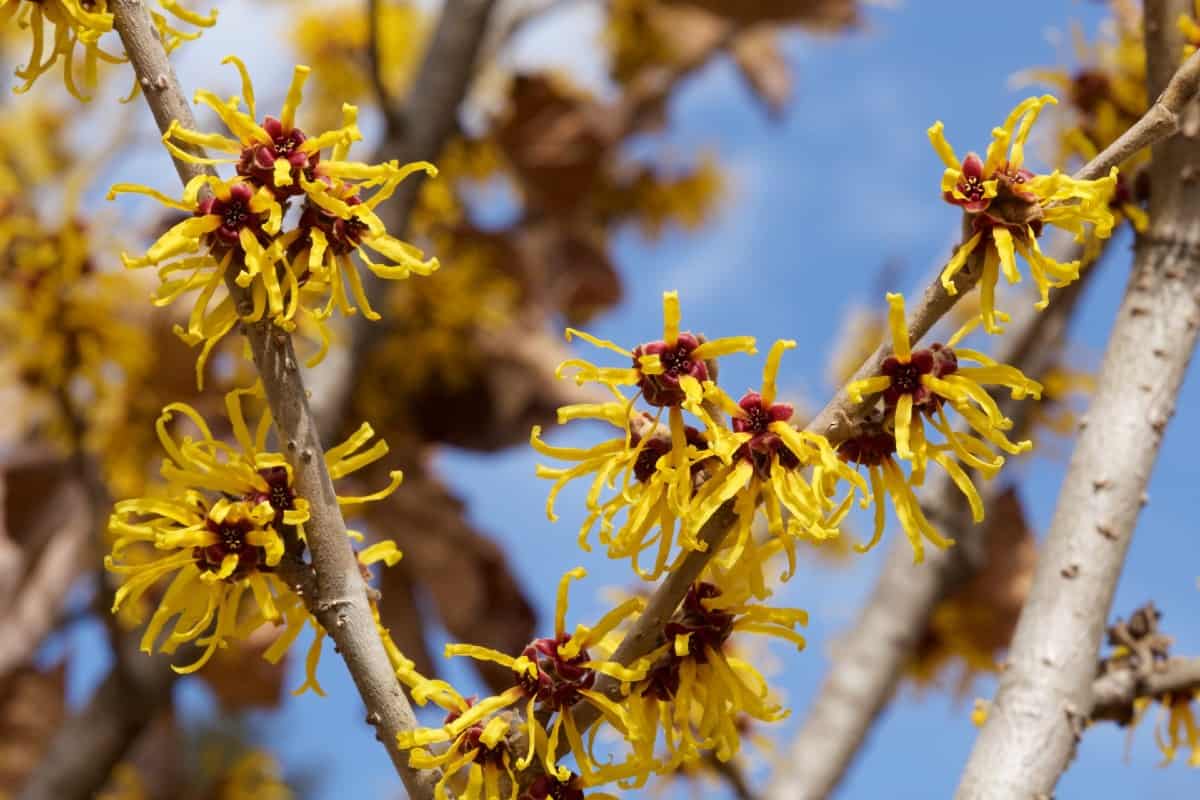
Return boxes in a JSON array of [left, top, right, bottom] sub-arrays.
[[103, 0, 467, 796], [955, 2, 1200, 796]]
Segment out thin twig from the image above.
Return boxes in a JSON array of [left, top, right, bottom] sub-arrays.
[[366, 0, 403, 131], [955, 4, 1200, 795], [806, 46, 1200, 445], [324, 0, 498, 442], [1091, 657, 1200, 722], [107, 2, 440, 796]]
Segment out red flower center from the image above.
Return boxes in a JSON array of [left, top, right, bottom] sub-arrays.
[[237, 116, 320, 199], [199, 182, 263, 248], [880, 344, 957, 409], [443, 699, 508, 767], [194, 514, 268, 580], [632, 333, 708, 407], [515, 633, 595, 709], [642, 583, 735, 701], [298, 195, 369, 257], [245, 466, 296, 528]]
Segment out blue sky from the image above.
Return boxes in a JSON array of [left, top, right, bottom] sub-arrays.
[[43, 1, 1200, 797]]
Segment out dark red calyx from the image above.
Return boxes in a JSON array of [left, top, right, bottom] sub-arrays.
[[515, 634, 595, 709], [1070, 69, 1111, 114], [632, 333, 708, 407], [521, 774, 586, 800], [198, 182, 264, 248], [630, 420, 707, 483], [642, 582, 735, 701], [298, 195, 368, 256], [236, 116, 319, 198], [194, 513, 267, 580], [837, 416, 897, 467], [442, 698, 508, 766]]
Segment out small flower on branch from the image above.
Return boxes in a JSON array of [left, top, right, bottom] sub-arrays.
[[105, 385, 404, 676], [929, 94, 1117, 332]]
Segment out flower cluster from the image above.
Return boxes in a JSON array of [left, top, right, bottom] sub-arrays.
[[1, 0, 215, 100], [842, 293, 1041, 561], [105, 386, 404, 675], [0, 196, 151, 458], [930, 95, 1117, 332], [1024, 9, 1149, 258], [110, 57, 438, 387], [392, 561, 805, 796]]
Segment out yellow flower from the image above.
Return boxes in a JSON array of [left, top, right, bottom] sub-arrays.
[[107, 174, 295, 387], [835, 414, 951, 564], [1022, 16, 1146, 162], [219, 752, 294, 800], [623, 580, 804, 776], [105, 386, 403, 674], [0, 211, 150, 449], [556, 290, 756, 537], [842, 293, 1041, 560], [106, 493, 295, 673], [291, 0, 428, 130], [561, 291, 755, 407], [1154, 692, 1200, 767], [99, 751, 293, 800], [532, 402, 711, 580], [162, 56, 438, 314], [404, 696, 524, 800], [929, 95, 1117, 332], [1, 0, 214, 100], [600, 157, 725, 240], [397, 568, 650, 786], [111, 58, 440, 385], [1061, 126, 1149, 252], [1181, 1, 1200, 57], [687, 341, 863, 585]]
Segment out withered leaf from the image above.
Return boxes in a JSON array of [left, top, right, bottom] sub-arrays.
[[493, 75, 616, 217], [374, 464, 536, 694], [198, 623, 288, 712], [0, 662, 66, 793], [731, 28, 794, 117]]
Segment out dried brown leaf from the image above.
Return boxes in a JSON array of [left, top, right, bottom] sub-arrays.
[[493, 75, 616, 216], [732, 28, 794, 117], [0, 661, 66, 792], [373, 464, 536, 694], [198, 623, 288, 712], [0, 457, 90, 680]]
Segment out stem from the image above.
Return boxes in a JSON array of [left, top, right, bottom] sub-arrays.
[[1092, 657, 1200, 722], [107, 2, 439, 796], [955, 5, 1200, 795], [516, 44, 1200, 790], [764, 242, 1092, 800]]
